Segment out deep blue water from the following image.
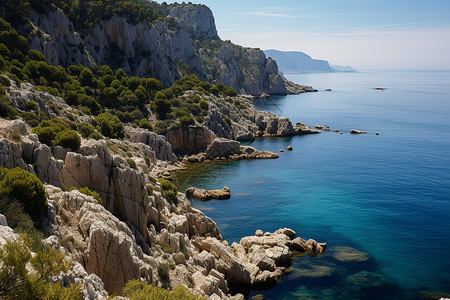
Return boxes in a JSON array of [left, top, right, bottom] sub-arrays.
[[174, 71, 450, 299]]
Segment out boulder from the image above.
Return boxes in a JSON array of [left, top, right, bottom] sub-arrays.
[[185, 186, 231, 201], [205, 138, 240, 159], [350, 130, 367, 134]]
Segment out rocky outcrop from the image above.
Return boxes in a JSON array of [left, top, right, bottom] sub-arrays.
[[169, 5, 219, 39], [166, 126, 216, 154], [45, 186, 155, 295], [126, 126, 177, 162], [10, 3, 314, 96], [61, 139, 151, 241], [186, 186, 231, 201], [21, 134, 64, 186], [205, 138, 240, 159], [84, 16, 206, 86], [28, 6, 93, 67]]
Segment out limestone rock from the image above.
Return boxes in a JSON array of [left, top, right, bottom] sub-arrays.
[[169, 5, 219, 39], [185, 186, 231, 201], [166, 126, 216, 154], [205, 138, 240, 159], [0, 138, 28, 170], [29, 6, 93, 67], [46, 186, 155, 295], [61, 139, 150, 242], [0, 119, 29, 138], [126, 127, 177, 162]]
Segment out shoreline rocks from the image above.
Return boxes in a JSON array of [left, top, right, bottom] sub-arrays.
[[186, 186, 231, 201]]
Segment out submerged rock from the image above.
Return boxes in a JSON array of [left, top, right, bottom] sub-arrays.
[[186, 186, 231, 201], [331, 246, 369, 262]]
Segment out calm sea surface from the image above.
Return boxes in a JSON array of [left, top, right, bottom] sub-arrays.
[[174, 71, 450, 299]]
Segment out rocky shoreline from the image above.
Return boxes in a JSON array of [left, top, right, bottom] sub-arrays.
[[0, 78, 328, 299]]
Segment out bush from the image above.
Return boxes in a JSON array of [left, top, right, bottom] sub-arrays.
[[148, 176, 157, 184], [123, 280, 206, 300], [54, 129, 81, 150], [126, 158, 137, 170], [32, 126, 56, 146], [78, 122, 96, 138], [179, 115, 194, 127], [94, 112, 124, 139], [224, 116, 231, 127], [138, 118, 152, 130], [157, 263, 170, 284], [0, 95, 17, 119], [0, 238, 82, 299], [158, 178, 178, 204], [68, 187, 102, 205], [88, 131, 103, 140], [25, 100, 38, 111], [223, 87, 238, 97], [0, 167, 47, 216], [154, 120, 168, 135]]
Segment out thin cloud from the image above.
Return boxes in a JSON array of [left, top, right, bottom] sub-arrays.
[[246, 11, 306, 18]]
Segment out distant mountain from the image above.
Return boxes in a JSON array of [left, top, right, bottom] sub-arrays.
[[264, 49, 357, 73], [330, 65, 358, 73]]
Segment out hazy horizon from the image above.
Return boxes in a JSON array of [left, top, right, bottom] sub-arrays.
[[155, 0, 450, 71]]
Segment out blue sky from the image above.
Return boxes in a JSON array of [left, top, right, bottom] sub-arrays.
[[157, 0, 450, 70]]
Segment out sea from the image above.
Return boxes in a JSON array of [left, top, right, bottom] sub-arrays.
[[173, 70, 450, 300]]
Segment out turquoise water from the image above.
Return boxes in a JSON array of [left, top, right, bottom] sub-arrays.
[[174, 71, 450, 299]]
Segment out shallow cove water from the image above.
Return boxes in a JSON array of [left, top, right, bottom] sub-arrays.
[[173, 71, 450, 299]]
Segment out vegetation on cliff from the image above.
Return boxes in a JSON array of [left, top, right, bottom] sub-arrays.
[[0, 16, 241, 140], [0, 238, 82, 299]]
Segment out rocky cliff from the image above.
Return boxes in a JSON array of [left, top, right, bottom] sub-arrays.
[[1, 2, 314, 95], [0, 115, 326, 299]]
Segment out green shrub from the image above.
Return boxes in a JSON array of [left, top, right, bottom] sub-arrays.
[[0, 167, 47, 216], [158, 178, 178, 204], [78, 122, 96, 138], [148, 176, 157, 184], [154, 120, 168, 135], [146, 184, 153, 195], [224, 116, 231, 127], [157, 263, 170, 285], [94, 112, 124, 139], [144, 156, 151, 167], [0, 195, 44, 252], [0, 95, 17, 119], [138, 118, 153, 130], [25, 100, 38, 111], [0, 238, 82, 299], [54, 129, 81, 150], [179, 115, 194, 127], [32, 126, 56, 146], [223, 87, 238, 97], [68, 187, 102, 205], [88, 131, 103, 140], [126, 158, 137, 170], [123, 280, 206, 300]]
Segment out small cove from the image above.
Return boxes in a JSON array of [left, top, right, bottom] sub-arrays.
[[173, 70, 450, 299]]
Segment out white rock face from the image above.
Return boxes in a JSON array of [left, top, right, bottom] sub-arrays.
[[126, 127, 177, 162], [46, 186, 156, 295], [169, 4, 219, 39], [84, 15, 206, 87], [29, 7, 93, 67]]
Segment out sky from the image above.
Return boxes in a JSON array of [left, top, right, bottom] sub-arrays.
[[156, 0, 450, 70]]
